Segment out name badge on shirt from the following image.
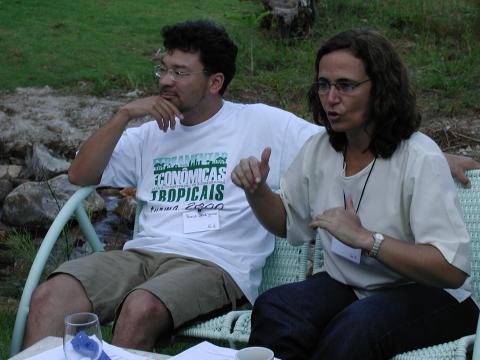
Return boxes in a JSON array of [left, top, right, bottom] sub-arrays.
[[183, 210, 220, 233], [331, 237, 361, 264]]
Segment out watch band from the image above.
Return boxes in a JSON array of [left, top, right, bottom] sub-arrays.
[[368, 232, 384, 258]]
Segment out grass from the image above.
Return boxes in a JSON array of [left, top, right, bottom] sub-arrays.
[[0, 0, 260, 95], [0, 306, 15, 360], [0, 0, 479, 117], [0, 307, 198, 358], [0, 0, 479, 356]]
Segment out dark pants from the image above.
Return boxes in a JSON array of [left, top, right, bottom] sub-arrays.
[[249, 272, 478, 360]]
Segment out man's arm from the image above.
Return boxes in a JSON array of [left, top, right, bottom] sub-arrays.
[[69, 96, 182, 186], [444, 153, 480, 188], [68, 110, 131, 186]]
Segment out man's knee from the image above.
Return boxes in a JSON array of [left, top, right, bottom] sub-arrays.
[[30, 282, 55, 310], [119, 289, 172, 325], [113, 290, 173, 349], [30, 274, 90, 314]]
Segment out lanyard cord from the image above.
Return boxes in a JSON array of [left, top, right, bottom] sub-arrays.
[[343, 156, 377, 213]]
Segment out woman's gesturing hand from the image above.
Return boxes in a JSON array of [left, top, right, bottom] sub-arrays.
[[310, 195, 371, 249], [231, 147, 271, 193]]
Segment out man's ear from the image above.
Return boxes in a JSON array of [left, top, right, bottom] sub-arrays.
[[208, 73, 225, 95]]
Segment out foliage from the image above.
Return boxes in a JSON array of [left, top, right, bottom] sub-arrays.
[[4, 229, 37, 267], [0, 306, 15, 360], [2, 226, 76, 299], [3, 229, 38, 298], [0, 0, 478, 117]]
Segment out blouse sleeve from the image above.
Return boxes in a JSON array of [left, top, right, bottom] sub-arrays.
[[279, 138, 317, 246], [407, 150, 471, 274], [278, 115, 322, 179]]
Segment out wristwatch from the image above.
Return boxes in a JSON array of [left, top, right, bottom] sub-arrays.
[[368, 232, 384, 258]]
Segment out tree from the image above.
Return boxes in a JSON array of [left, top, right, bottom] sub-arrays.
[[261, 0, 316, 37]]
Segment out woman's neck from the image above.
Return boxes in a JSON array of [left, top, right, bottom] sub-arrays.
[[344, 130, 374, 176]]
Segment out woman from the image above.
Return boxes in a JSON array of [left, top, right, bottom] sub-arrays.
[[231, 28, 478, 360]]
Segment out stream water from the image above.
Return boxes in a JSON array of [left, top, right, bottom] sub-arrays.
[[70, 189, 133, 258], [0, 190, 133, 300]]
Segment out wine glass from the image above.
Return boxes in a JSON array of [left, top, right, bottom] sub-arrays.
[[63, 312, 103, 360]]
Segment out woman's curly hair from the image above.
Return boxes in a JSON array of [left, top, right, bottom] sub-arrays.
[[308, 28, 421, 158]]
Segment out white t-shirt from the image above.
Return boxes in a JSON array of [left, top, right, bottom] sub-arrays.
[[280, 131, 472, 301], [100, 100, 321, 303]]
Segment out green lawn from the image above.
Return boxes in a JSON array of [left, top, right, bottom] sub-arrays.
[[0, 1, 260, 94], [0, 306, 15, 359], [1, 0, 479, 117]]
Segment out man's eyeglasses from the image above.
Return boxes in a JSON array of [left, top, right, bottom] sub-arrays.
[[314, 78, 371, 95], [154, 65, 208, 81]]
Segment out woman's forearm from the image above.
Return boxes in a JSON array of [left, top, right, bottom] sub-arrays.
[[245, 184, 287, 238], [368, 232, 468, 289]]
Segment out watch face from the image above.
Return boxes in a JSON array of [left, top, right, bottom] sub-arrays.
[[374, 233, 384, 241]]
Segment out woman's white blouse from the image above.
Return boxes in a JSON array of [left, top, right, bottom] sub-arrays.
[[280, 131, 471, 301]]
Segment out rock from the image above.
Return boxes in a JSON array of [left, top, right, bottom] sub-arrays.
[[0, 88, 126, 160], [0, 165, 23, 179], [16, 86, 53, 96], [10, 178, 29, 188], [23, 143, 70, 180], [1, 174, 105, 229], [0, 180, 13, 203], [125, 89, 143, 98]]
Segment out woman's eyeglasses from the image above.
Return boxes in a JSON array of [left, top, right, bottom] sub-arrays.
[[314, 78, 371, 95]]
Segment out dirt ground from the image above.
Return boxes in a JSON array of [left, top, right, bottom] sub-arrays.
[[0, 86, 479, 163], [420, 117, 480, 161]]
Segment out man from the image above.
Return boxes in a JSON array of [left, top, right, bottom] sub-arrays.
[[23, 19, 478, 352], [23, 20, 320, 351]]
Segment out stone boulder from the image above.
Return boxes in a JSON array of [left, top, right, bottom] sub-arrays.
[[0, 165, 23, 179], [0, 166, 20, 205], [23, 143, 71, 180], [0, 86, 125, 160], [0, 180, 13, 204], [1, 174, 104, 229]]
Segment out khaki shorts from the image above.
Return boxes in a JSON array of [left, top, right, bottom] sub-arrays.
[[52, 249, 245, 327]]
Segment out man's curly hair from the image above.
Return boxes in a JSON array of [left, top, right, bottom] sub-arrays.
[[162, 20, 238, 95], [308, 28, 421, 158]]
